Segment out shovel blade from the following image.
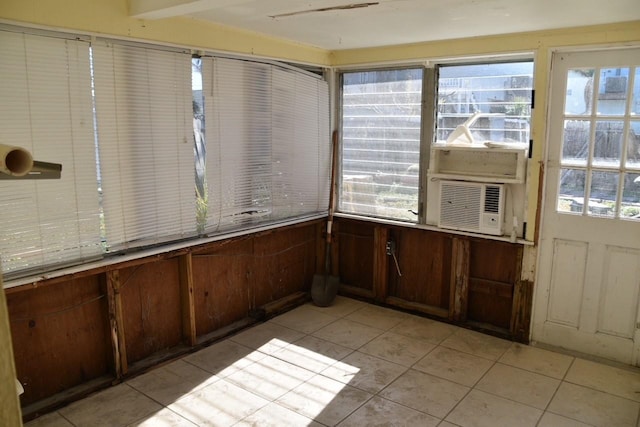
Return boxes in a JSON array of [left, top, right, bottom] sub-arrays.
[[311, 274, 339, 307]]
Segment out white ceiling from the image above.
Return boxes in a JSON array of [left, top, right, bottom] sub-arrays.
[[130, 0, 640, 50]]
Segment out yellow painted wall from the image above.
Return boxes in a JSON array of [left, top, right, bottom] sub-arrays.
[[0, 0, 330, 65], [0, 274, 22, 427]]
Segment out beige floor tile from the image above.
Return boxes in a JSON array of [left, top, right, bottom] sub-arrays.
[[440, 329, 511, 361], [226, 355, 315, 400], [537, 412, 593, 427], [437, 422, 460, 427], [276, 374, 372, 426], [312, 318, 384, 350], [547, 382, 639, 427], [320, 351, 407, 393], [475, 363, 560, 409], [127, 359, 218, 405], [565, 358, 640, 402], [499, 343, 574, 379], [390, 316, 458, 345], [379, 369, 469, 418], [359, 331, 435, 367], [235, 402, 323, 427], [307, 296, 366, 318], [345, 305, 408, 330], [337, 396, 441, 427], [269, 304, 338, 334], [413, 345, 493, 387], [126, 408, 197, 426], [271, 335, 352, 373], [230, 322, 305, 355], [184, 339, 264, 378], [168, 379, 269, 427], [445, 389, 542, 427], [59, 384, 163, 427], [25, 412, 74, 427]]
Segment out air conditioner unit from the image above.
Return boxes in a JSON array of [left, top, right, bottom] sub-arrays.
[[438, 180, 504, 235]]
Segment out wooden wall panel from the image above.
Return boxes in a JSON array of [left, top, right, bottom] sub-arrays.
[[7, 277, 110, 405], [119, 259, 182, 365], [335, 219, 374, 291], [192, 239, 252, 336], [467, 239, 522, 330], [252, 225, 315, 308], [389, 229, 451, 309]]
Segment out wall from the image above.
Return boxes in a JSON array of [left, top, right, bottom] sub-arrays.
[[6, 221, 321, 420], [0, 274, 22, 427]]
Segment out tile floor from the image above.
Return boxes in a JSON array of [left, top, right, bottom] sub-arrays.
[[26, 296, 640, 427]]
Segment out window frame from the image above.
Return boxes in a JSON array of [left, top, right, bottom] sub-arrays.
[[335, 55, 535, 231]]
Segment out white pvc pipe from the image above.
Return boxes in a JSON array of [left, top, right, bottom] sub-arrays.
[[0, 144, 33, 176]]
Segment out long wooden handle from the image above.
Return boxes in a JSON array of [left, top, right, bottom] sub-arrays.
[[326, 130, 339, 244]]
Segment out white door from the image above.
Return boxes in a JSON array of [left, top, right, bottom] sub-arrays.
[[532, 48, 640, 365]]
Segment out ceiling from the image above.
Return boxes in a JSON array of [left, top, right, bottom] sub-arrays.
[[130, 0, 640, 50]]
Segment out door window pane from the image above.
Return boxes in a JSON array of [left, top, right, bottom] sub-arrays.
[[562, 120, 590, 166], [565, 68, 594, 115], [589, 171, 618, 218], [621, 173, 640, 220], [597, 68, 629, 116], [340, 69, 422, 221], [627, 121, 640, 169], [632, 68, 640, 115], [558, 168, 586, 213], [593, 120, 623, 167]]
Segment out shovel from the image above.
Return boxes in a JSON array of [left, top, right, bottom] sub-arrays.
[[311, 130, 340, 307]]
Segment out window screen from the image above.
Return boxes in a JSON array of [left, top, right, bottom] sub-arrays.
[[0, 31, 102, 278], [339, 69, 422, 221]]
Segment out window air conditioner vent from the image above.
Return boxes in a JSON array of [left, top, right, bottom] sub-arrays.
[[438, 180, 504, 236]]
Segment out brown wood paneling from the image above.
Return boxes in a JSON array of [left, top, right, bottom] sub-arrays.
[[389, 229, 451, 310], [192, 239, 252, 336], [335, 219, 374, 291], [469, 239, 520, 283], [449, 237, 470, 322], [7, 276, 110, 405], [372, 226, 389, 302], [252, 225, 315, 308], [467, 239, 521, 330], [118, 259, 182, 365]]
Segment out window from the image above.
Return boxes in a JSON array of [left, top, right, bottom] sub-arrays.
[[339, 69, 423, 221], [201, 57, 330, 233], [437, 61, 533, 144], [337, 60, 534, 226], [92, 41, 196, 251], [558, 66, 640, 219], [0, 27, 330, 280], [0, 30, 102, 277]]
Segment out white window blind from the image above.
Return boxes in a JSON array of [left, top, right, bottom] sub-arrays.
[[92, 41, 196, 251], [0, 30, 102, 278], [202, 57, 329, 233]]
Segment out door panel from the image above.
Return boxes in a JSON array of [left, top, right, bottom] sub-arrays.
[[533, 48, 640, 365], [547, 239, 587, 327], [597, 247, 640, 338]]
